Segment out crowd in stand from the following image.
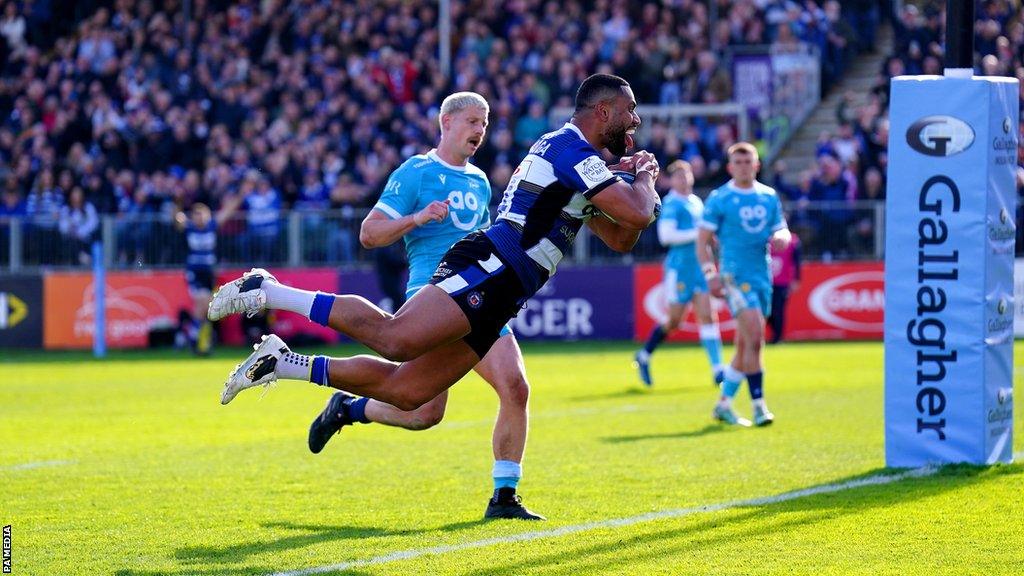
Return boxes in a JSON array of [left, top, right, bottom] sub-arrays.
[[771, 0, 1024, 259], [0, 0, 911, 268]]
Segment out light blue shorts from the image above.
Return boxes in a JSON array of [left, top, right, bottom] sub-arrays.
[[663, 264, 708, 305], [721, 275, 772, 318]]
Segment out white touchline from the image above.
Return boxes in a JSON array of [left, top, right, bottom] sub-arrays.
[[269, 454, 1024, 576], [2, 459, 76, 471]]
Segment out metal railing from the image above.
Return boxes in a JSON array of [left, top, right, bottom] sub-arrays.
[[0, 200, 918, 273]]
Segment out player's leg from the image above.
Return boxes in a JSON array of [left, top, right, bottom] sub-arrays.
[[473, 331, 544, 520], [691, 291, 724, 384], [221, 332, 479, 410], [209, 267, 470, 362], [744, 288, 774, 426], [635, 269, 683, 387], [712, 277, 753, 426], [307, 389, 450, 454]]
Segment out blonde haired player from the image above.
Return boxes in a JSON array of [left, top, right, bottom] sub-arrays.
[[697, 143, 790, 426]]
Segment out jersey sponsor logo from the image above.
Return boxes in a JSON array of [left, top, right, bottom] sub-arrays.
[[574, 156, 612, 189], [807, 270, 885, 331], [384, 179, 401, 194], [906, 115, 975, 157], [738, 203, 769, 233], [447, 190, 482, 231]]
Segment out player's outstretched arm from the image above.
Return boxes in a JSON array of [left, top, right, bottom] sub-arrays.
[[359, 200, 449, 248], [587, 214, 641, 253]]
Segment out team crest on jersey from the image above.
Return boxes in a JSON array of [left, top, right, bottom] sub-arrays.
[[467, 291, 483, 309]]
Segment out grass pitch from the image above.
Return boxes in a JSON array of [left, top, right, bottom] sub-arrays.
[[2, 341, 1022, 575]]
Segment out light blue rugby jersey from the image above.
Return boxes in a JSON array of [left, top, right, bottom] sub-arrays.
[[373, 150, 492, 291], [660, 190, 703, 272], [699, 179, 786, 285]]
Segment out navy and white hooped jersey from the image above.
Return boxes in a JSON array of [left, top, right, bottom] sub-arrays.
[[489, 122, 620, 290], [185, 220, 217, 268]]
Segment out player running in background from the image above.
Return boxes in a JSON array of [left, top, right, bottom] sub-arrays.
[[173, 199, 239, 355], [310, 91, 542, 520], [634, 160, 724, 387], [208, 73, 660, 504], [697, 143, 790, 427]]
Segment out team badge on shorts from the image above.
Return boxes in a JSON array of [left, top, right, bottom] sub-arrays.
[[467, 291, 484, 309]]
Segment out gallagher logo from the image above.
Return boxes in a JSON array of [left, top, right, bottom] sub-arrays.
[[906, 116, 975, 157], [807, 271, 885, 332]]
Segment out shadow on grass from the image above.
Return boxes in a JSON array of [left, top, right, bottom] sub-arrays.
[[116, 568, 372, 576], [571, 385, 705, 402], [602, 423, 732, 443], [457, 462, 1023, 576], [117, 518, 488, 575], [173, 519, 488, 565]]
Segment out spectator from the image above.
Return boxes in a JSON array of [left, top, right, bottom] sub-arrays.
[[241, 172, 282, 263], [0, 2, 27, 58], [58, 186, 99, 265], [0, 177, 25, 218], [25, 170, 64, 264], [809, 151, 854, 260], [769, 230, 801, 344]]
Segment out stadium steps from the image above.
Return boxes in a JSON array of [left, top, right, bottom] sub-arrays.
[[773, 24, 894, 175]]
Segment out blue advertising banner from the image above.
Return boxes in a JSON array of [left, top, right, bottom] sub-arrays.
[[885, 75, 1017, 467], [509, 265, 633, 340], [336, 265, 634, 342]]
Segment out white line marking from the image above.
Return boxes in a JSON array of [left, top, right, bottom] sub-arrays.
[[272, 456, 1024, 576], [2, 459, 76, 471]]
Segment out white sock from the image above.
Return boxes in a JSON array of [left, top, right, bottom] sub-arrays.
[[263, 282, 317, 316], [276, 351, 313, 381], [752, 398, 767, 411]]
